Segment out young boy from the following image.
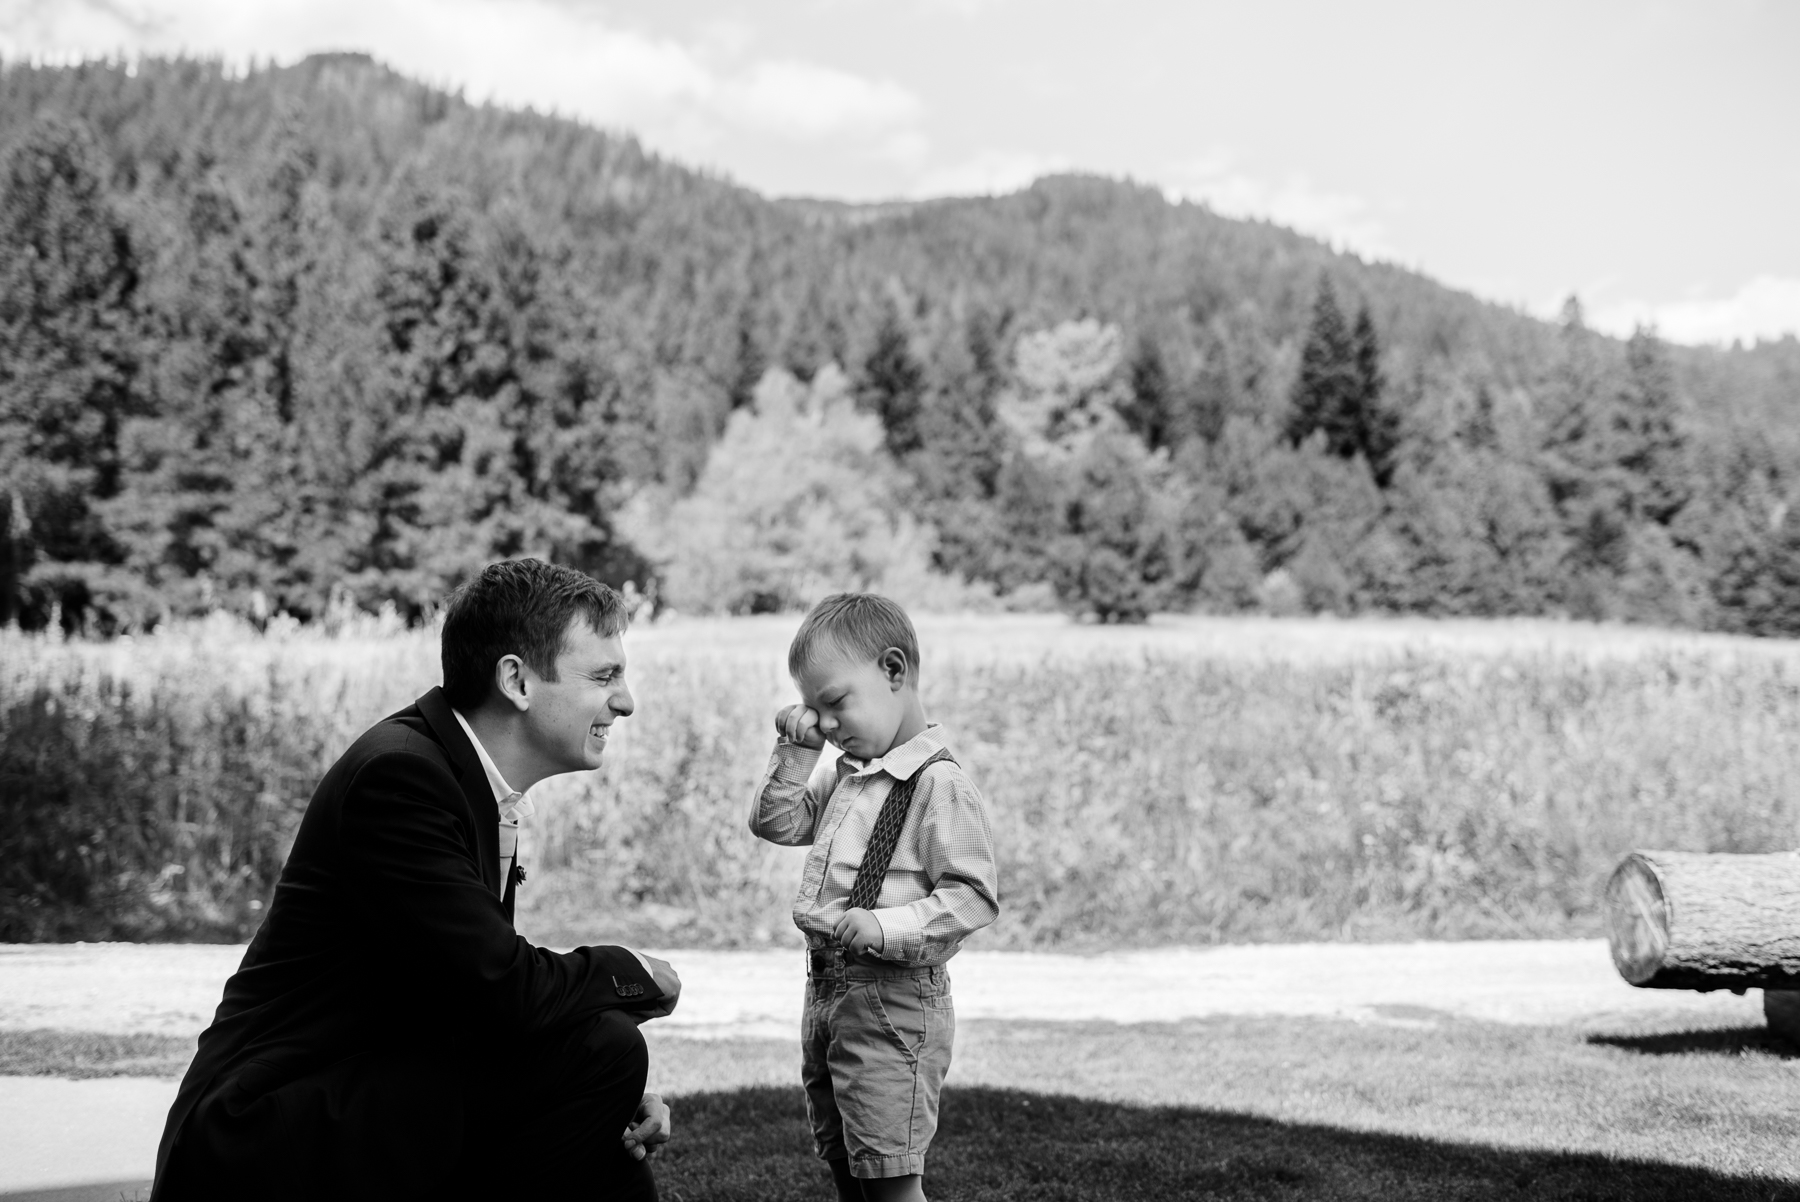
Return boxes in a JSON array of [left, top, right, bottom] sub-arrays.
[[749, 593, 1000, 1202]]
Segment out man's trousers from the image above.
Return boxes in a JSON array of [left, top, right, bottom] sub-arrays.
[[159, 1008, 657, 1201]]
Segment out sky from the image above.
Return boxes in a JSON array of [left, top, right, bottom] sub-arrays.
[[3, 0, 1796, 345]]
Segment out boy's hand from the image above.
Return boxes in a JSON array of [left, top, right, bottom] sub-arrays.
[[834, 907, 884, 957], [776, 704, 826, 750]]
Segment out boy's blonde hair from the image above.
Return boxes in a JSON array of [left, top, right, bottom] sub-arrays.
[[788, 593, 921, 681]]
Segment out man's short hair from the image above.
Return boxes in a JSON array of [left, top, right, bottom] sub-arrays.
[[441, 559, 629, 711], [787, 593, 921, 680]]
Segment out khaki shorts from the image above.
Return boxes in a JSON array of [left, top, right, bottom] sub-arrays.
[[801, 948, 955, 1180]]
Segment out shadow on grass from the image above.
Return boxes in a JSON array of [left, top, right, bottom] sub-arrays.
[[1587, 1026, 1800, 1060], [655, 1085, 1799, 1202]]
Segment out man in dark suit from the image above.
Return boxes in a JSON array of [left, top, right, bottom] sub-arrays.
[[153, 559, 681, 1201]]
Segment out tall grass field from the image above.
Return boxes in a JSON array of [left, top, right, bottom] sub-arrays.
[[4, 613, 1799, 947]]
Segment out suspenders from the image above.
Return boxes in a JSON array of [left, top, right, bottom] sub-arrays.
[[847, 748, 957, 910]]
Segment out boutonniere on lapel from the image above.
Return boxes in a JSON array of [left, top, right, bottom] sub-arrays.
[[613, 975, 645, 998]]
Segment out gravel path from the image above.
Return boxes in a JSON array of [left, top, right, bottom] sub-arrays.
[[0, 938, 1762, 1041]]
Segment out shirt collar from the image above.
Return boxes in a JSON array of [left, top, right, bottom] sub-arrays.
[[450, 708, 534, 819], [844, 722, 951, 781]]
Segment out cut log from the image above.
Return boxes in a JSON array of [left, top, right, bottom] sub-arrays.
[[1606, 850, 1800, 991]]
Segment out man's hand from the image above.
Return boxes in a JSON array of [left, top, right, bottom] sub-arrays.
[[833, 907, 884, 957], [776, 704, 825, 750], [625, 954, 681, 1023], [622, 1092, 670, 1161]]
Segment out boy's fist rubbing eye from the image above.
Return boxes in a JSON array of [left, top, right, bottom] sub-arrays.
[[776, 704, 826, 750], [834, 907, 884, 956]]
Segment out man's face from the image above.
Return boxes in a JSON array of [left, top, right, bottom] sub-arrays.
[[521, 619, 634, 775], [793, 650, 906, 761]]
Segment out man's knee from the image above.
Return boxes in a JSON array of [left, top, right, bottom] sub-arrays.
[[549, 1007, 648, 1100]]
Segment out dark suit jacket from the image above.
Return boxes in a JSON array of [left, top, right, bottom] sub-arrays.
[[151, 687, 660, 1199]]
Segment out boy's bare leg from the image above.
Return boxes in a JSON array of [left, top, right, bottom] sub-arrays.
[[827, 1157, 861, 1202], [860, 1173, 927, 1202]]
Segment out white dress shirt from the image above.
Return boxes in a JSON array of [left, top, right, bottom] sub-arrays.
[[450, 708, 658, 981], [450, 708, 535, 894]]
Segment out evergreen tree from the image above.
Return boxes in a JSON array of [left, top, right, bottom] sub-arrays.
[[910, 307, 1011, 587], [1351, 305, 1400, 485], [101, 151, 318, 622], [345, 180, 503, 613], [0, 116, 142, 628], [1463, 383, 1500, 451], [0, 57, 1795, 633], [727, 307, 767, 411], [856, 305, 926, 457], [1283, 283, 1400, 486], [1284, 280, 1360, 453], [1615, 327, 1691, 525], [1121, 335, 1174, 451]]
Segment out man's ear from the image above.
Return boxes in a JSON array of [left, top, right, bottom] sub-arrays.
[[881, 647, 909, 689], [494, 654, 531, 712]]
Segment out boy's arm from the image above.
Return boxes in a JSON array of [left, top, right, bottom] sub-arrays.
[[747, 738, 830, 846], [869, 768, 999, 963]]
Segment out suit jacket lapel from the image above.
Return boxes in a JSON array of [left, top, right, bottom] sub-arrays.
[[416, 686, 504, 897]]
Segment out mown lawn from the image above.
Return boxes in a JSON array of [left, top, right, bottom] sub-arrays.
[[640, 1014, 1800, 1197], [9, 1012, 1800, 1198], [656, 1085, 1796, 1201]]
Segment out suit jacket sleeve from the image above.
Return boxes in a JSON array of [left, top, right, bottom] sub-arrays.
[[340, 749, 659, 1029]]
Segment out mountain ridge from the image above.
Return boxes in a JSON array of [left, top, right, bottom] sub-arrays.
[[2, 52, 1797, 633]]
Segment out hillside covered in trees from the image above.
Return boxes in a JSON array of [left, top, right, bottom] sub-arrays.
[[3, 54, 1798, 633]]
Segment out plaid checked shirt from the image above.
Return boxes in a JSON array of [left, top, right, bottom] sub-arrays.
[[749, 723, 999, 966]]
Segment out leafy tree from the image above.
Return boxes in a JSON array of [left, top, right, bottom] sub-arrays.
[[1712, 506, 1800, 636], [623, 366, 961, 614], [1005, 318, 1129, 449], [1214, 414, 1386, 613], [1374, 450, 1566, 614], [1040, 432, 1190, 622]]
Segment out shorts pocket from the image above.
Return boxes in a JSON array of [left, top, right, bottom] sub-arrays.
[[866, 977, 931, 1063]]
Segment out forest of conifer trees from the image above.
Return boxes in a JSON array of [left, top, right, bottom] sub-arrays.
[[3, 54, 1799, 634]]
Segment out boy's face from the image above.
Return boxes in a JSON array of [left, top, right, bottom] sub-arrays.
[[793, 647, 910, 761]]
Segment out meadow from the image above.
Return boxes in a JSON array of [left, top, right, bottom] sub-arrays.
[[5, 612, 1800, 947]]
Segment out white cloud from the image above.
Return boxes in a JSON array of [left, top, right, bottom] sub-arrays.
[[1587, 276, 1800, 347], [908, 149, 1072, 198], [721, 59, 920, 140], [1158, 152, 1398, 263]]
